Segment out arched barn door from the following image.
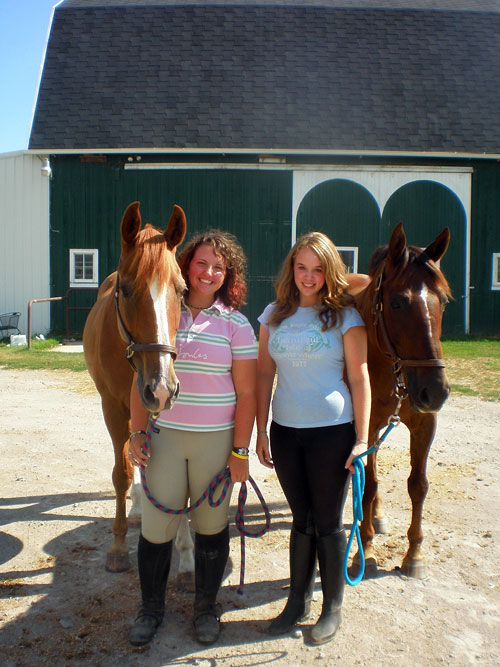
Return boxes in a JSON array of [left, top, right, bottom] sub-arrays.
[[296, 179, 380, 273], [381, 181, 466, 335]]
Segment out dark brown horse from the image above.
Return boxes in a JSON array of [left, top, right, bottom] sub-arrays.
[[355, 223, 452, 578], [83, 202, 186, 571]]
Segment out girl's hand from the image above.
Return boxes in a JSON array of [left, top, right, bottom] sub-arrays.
[[128, 434, 149, 467], [227, 452, 249, 483], [345, 439, 368, 474], [256, 432, 274, 469]]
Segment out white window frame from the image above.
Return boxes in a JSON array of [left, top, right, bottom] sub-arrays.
[[69, 249, 99, 288], [337, 246, 358, 274], [492, 253, 500, 291]]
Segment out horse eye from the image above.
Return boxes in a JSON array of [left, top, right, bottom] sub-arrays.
[[390, 297, 404, 311]]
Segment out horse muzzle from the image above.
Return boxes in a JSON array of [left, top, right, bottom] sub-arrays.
[[406, 370, 450, 413], [138, 374, 180, 413]]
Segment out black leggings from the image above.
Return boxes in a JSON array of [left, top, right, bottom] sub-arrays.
[[270, 420, 355, 537]]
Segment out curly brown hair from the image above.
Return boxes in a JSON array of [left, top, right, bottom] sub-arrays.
[[178, 230, 248, 310], [269, 231, 354, 331]]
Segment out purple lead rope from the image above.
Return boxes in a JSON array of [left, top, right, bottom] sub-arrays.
[[139, 418, 271, 594]]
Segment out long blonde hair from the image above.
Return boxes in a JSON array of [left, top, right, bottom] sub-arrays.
[[269, 231, 354, 330]]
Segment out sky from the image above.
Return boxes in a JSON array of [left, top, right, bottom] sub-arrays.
[[0, 0, 59, 154]]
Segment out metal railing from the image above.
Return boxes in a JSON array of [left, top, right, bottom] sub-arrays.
[[27, 288, 97, 349]]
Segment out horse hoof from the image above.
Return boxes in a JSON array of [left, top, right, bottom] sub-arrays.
[[177, 571, 195, 593], [400, 559, 427, 579], [373, 517, 390, 534], [348, 557, 378, 580], [106, 552, 131, 572]]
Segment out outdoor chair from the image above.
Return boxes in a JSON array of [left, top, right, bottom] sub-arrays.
[[0, 312, 21, 338]]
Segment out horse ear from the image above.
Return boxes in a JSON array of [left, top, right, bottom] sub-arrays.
[[387, 222, 408, 268], [423, 227, 450, 263], [165, 205, 187, 250], [121, 201, 142, 246]]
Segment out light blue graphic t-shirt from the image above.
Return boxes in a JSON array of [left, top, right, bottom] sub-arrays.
[[258, 304, 364, 428]]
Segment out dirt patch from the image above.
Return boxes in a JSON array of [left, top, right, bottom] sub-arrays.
[[0, 368, 499, 666]]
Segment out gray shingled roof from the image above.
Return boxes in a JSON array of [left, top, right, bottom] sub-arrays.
[[29, 0, 500, 154]]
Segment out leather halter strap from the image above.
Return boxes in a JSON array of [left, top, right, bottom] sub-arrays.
[[114, 274, 178, 371], [372, 263, 445, 373]]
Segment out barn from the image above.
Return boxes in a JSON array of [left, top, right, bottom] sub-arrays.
[[18, 0, 500, 335]]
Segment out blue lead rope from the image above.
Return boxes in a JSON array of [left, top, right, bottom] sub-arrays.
[[343, 420, 399, 586]]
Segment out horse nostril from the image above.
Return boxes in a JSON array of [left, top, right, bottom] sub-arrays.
[[419, 388, 430, 408], [143, 384, 159, 411], [173, 381, 180, 400]]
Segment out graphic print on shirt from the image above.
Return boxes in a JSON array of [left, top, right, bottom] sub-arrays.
[[269, 315, 331, 367]]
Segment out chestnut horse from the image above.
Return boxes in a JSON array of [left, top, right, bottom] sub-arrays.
[[355, 223, 452, 578], [83, 202, 187, 572]]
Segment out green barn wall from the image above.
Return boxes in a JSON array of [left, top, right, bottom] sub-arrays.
[[470, 163, 500, 335], [49, 155, 500, 337], [49, 156, 292, 334]]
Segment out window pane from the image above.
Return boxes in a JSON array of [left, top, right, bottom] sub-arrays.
[[339, 250, 355, 273], [83, 254, 94, 280], [74, 254, 84, 279]]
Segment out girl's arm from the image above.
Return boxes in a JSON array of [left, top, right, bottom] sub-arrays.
[[345, 273, 371, 295], [129, 373, 150, 467], [228, 358, 257, 483], [256, 325, 277, 469], [343, 325, 371, 473]]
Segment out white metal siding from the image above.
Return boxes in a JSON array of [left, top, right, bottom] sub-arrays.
[[0, 152, 50, 336]]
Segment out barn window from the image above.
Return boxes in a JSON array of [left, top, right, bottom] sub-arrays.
[[492, 253, 500, 290], [69, 249, 98, 288], [338, 247, 358, 273]]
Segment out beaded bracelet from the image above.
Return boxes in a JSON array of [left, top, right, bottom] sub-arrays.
[[257, 429, 267, 435], [130, 430, 147, 441]]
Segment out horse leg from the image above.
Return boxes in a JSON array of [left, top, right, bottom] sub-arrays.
[[400, 413, 436, 578], [128, 465, 142, 526], [102, 399, 134, 572], [175, 515, 195, 592], [372, 491, 390, 535]]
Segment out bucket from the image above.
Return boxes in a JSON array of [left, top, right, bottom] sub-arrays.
[[10, 334, 27, 346]]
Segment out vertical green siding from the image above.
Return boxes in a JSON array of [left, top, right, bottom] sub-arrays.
[[470, 164, 500, 335], [296, 179, 381, 272], [49, 156, 500, 336], [50, 157, 292, 333], [381, 181, 466, 335]]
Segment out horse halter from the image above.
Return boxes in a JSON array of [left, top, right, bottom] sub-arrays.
[[114, 274, 178, 372], [372, 262, 445, 401]]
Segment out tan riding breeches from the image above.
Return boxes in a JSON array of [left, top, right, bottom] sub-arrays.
[[140, 426, 234, 543]]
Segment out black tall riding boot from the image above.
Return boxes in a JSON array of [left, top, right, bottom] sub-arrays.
[[129, 534, 172, 647], [310, 529, 346, 645], [268, 525, 317, 636], [193, 525, 230, 645]]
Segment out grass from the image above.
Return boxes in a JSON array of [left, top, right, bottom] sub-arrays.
[[0, 337, 87, 372], [0, 336, 498, 402], [441, 338, 500, 402]]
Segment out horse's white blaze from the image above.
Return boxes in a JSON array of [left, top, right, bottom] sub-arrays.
[[418, 284, 434, 340], [149, 277, 174, 403]]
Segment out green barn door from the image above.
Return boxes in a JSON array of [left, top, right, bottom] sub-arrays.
[[122, 168, 292, 332], [381, 181, 466, 335], [296, 179, 381, 273]]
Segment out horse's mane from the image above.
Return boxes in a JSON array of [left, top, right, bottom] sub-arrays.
[[120, 224, 184, 296], [368, 244, 452, 302]]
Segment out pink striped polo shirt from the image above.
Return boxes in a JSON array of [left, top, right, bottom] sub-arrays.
[[156, 299, 257, 432]]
